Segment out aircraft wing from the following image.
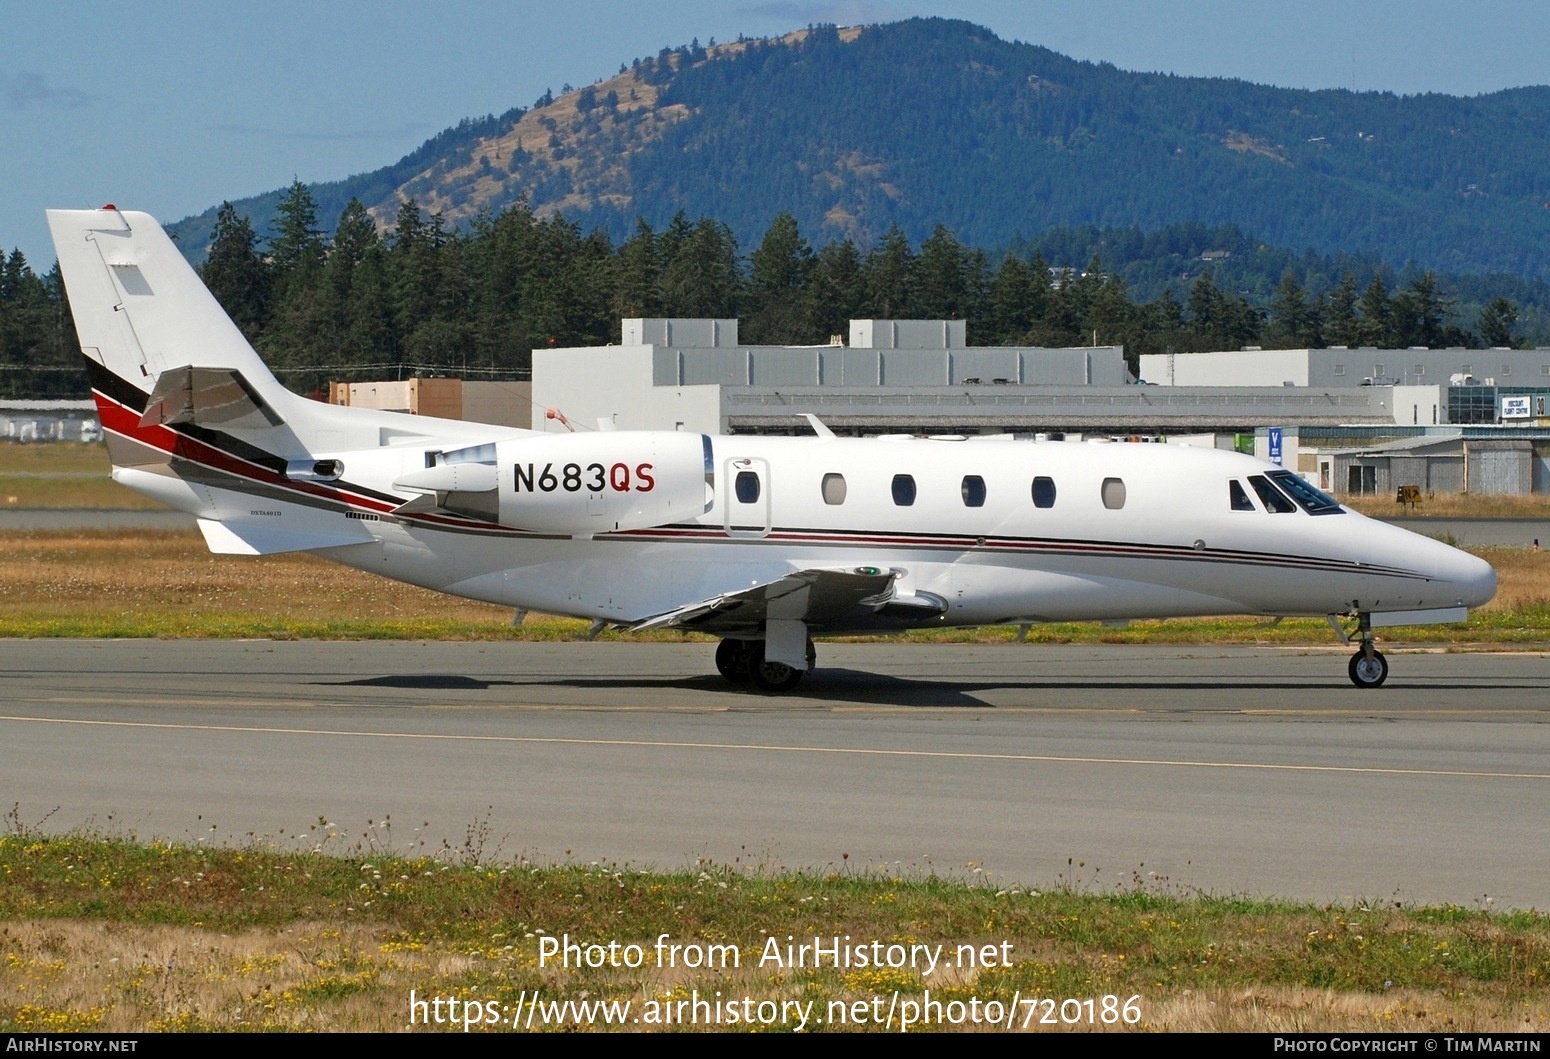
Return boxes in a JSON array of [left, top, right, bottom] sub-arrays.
[[632, 567, 947, 636]]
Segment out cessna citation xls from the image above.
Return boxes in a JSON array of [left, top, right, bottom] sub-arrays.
[[49, 207, 1496, 691]]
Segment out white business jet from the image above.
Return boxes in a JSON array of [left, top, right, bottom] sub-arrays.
[[48, 207, 1496, 691]]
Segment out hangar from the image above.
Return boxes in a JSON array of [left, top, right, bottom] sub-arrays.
[[326, 318, 1550, 497], [532, 318, 1396, 441]]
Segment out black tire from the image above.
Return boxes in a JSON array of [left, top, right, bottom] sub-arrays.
[[715, 639, 752, 682], [1348, 648, 1389, 688], [747, 643, 804, 693]]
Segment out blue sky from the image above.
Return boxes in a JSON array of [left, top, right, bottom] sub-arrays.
[[6, 0, 1549, 268]]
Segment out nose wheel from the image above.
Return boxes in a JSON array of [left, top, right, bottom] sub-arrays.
[[1333, 610, 1389, 688], [1348, 647, 1389, 688]]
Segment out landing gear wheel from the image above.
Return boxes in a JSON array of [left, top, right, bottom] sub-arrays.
[[1348, 648, 1389, 689], [747, 643, 805, 693], [715, 639, 753, 682]]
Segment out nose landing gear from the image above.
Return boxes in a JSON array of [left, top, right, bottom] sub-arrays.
[[1331, 611, 1388, 688], [1348, 644, 1389, 688]]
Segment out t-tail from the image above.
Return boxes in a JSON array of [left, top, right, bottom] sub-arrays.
[[46, 206, 530, 555]]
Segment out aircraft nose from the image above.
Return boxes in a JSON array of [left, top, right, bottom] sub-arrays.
[[1445, 548, 1497, 609]]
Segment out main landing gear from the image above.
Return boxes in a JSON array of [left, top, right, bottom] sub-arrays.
[[715, 637, 816, 693], [1331, 611, 1388, 689]]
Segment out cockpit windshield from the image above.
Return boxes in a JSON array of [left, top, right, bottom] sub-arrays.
[[1266, 470, 1344, 515]]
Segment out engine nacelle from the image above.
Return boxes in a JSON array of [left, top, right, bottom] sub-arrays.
[[397, 432, 714, 534]]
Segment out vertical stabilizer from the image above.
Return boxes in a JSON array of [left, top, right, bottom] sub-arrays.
[[47, 207, 285, 399]]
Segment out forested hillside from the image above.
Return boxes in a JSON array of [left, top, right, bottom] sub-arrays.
[[121, 188, 1550, 398], [170, 18, 1550, 281], [5, 187, 1545, 400]]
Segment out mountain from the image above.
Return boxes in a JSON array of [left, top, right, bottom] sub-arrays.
[[169, 18, 1550, 280]]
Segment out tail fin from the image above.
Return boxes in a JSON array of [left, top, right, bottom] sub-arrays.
[[47, 206, 530, 555], [45, 206, 327, 459], [47, 206, 285, 399]]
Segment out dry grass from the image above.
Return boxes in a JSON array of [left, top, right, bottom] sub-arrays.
[[0, 529, 517, 638], [2, 835, 1547, 1033], [2, 529, 1547, 643], [0, 442, 160, 509], [1345, 492, 1550, 520], [1476, 546, 1550, 612], [5, 918, 1544, 1033], [0, 442, 111, 475], [0, 475, 163, 509]]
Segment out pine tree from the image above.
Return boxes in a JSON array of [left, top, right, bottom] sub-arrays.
[[267, 179, 327, 300], [1357, 276, 1393, 348], [914, 225, 970, 321], [861, 226, 915, 319], [1477, 297, 1518, 348], [1323, 274, 1361, 347], [744, 212, 815, 343], [200, 203, 267, 342]]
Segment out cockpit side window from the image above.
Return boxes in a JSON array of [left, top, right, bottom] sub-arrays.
[[1229, 479, 1256, 511], [1248, 474, 1296, 513]]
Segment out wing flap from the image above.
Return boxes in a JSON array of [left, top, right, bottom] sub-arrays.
[[632, 567, 946, 635]]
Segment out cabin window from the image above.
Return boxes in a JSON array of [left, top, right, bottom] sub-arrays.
[[1229, 479, 1256, 511], [1248, 474, 1296, 513], [821, 473, 847, 505], [1101, 477, 1126, 510], [891, 474, 917, 506], [734, 471, 761, 504], [961, 475, 986, 507], [1031, 476, 1056, 508]]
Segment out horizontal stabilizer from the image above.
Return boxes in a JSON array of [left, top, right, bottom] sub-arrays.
[[141, 366, 283, 431], [197, 517, 375, 556]]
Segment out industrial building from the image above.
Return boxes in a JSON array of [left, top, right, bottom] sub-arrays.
[[0, 399, 100, 443], [317, 321, 1550, 498], [329, 377, 532, 429], [532, 320, 1408, 444]]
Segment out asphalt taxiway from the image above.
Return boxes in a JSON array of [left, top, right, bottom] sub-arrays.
[[2, 640, 1546, 907]]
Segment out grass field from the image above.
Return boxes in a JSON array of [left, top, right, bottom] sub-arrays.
[[1, 528, 1547, 642], [2, 830, 1546, 1033]]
